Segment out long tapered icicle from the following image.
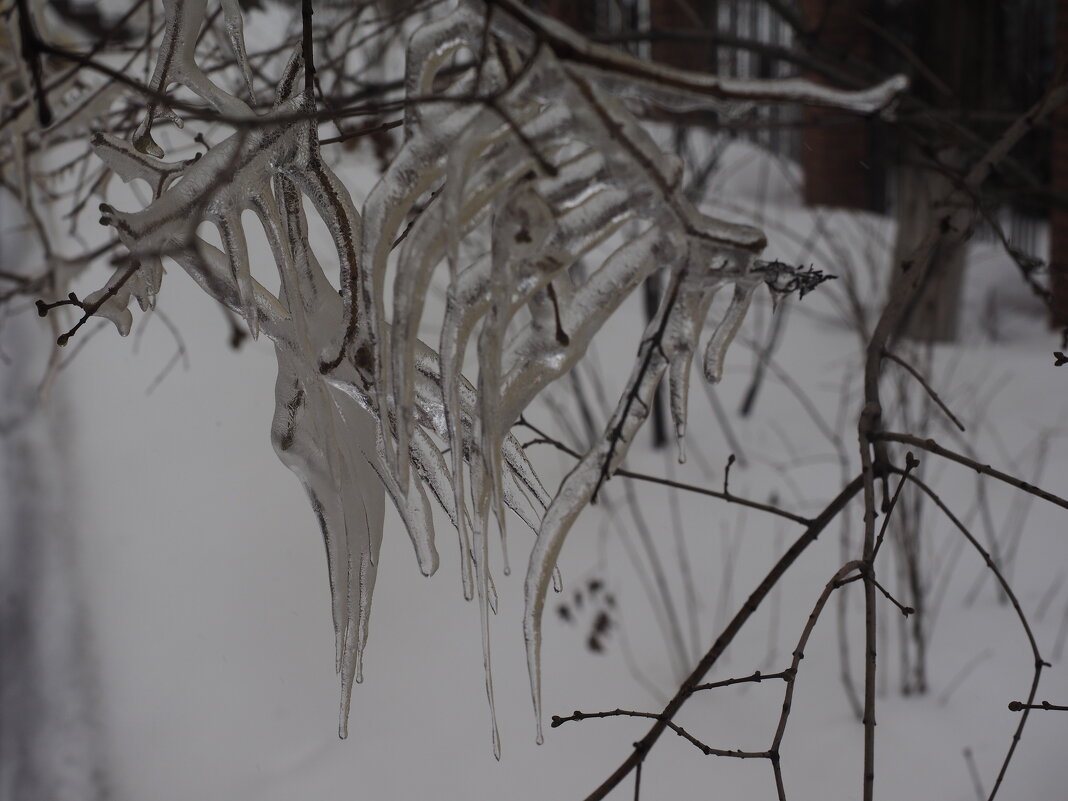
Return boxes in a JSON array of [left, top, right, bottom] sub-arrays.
[[704, 280, 762, 383]]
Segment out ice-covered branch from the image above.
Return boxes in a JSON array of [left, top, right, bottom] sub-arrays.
[[76, 0, 883, 753]]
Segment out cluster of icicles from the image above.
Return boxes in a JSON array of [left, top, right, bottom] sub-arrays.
[[85, 0, 905, 754]]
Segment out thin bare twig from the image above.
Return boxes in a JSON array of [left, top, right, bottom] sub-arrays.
[[883, 350, 966, 432], [516, 417, 811, 525], [690, 669, 792, 693], [1007, 700, 1068, 712], [876, 432, 1068, 513], [580, 475, 864, 801], [551, 708, 771, 759], [900, 471, 1048, 801]]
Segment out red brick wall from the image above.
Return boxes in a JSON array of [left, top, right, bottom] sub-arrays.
[[650, 0, 717, 71], [799, 0, 873, 210]]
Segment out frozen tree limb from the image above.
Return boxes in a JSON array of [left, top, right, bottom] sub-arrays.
[[18, 0, 905, 755]]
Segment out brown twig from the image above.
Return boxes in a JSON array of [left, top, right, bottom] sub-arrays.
[[876, 432, 1068, 513], [690, 669, 792, 693], [883, 350, 966, 432], [770, 560, 864, 800], [302, 0, 317, 97], [872, 451, 919, 560], [14, 0, 53, 125], [580, 474, 864, 801], [899, 471, 1048, 801], [1007, 700, 1068, 712], [551, 709, 771, 759], [35, 262, 141, 347], [516, 417, 811, 525], [963, 747, 987, 801]]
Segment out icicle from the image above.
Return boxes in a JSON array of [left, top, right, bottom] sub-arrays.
[[666, 257, 732, 468], [703, 280, 760, 384], [469, 443, 502, 758], [524, 262, 684, 741], [132, 0, 254, 157], [402, 4, 483, 137], [216, 213, 258, 339], [478, 184, 551, 566], [360, 134, 451, 478], [220, 0, 256, 103], [496, 223, 659, 430], [291, 139, 366, 368], [439, 260, 491, 599], [390, 143, 542, 496]]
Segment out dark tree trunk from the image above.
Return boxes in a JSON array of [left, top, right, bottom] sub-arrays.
[[1051, 0, 1068, 327], [540, 0, 598, 34], [650, 0, 717, 72], [892, 0, 1003, 342]]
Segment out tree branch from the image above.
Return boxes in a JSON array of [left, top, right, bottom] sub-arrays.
[[581, 474, 865, 801]]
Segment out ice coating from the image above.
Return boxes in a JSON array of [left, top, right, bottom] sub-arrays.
[[86, 0, 901, 752], [704, 280, 762, 384]]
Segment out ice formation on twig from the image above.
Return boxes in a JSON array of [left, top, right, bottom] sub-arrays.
[[84, 0, 904, 752]]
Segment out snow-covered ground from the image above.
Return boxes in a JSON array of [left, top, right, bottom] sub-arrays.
[[14, 125, 1054, 801]]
